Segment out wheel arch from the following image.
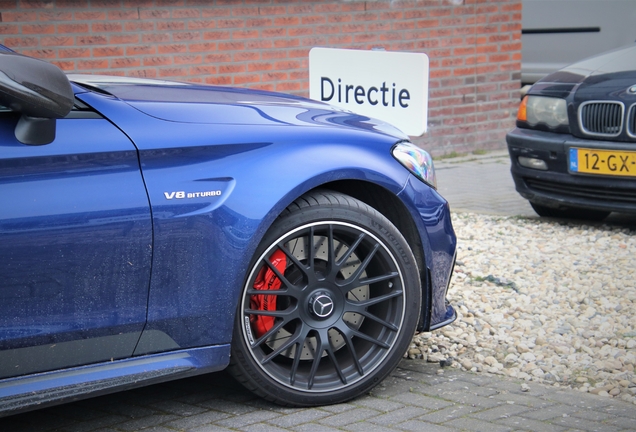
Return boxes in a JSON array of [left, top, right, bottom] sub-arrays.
[[233, 157, 434, 333], [229, 187, 425, 405]]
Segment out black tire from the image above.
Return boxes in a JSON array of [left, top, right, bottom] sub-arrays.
[[530, 202, 610, 221], [228, 190, 422, 406]]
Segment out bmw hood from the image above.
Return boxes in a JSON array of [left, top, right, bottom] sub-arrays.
[[530, 44, 636, 100], [68, 75, 408, 139]]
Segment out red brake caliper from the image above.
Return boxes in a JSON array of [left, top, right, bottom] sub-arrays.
[[250, 249, 287, 338]]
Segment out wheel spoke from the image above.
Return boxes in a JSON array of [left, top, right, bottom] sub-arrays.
[[278, 243, 305, 269], [354, 310, 399, 332], [276, 227, 322, 285], [289, 333, 305, 386], [341, 331, 364, 376], [357, 271, 399, 288], [262, 252, 295, 290], [246, 287, 288, 296], [347, 328, 390, 349], [335, 232, 365, 269], [250, 317, 291, 349], [350, 289, 403, 310], [326, 224, 335, 276], [341, 270, 400, 295], [261, 321, 305, 365], [307, 331, 324, 389], [333, 240, 348, 262], [245, 307, 293, 319], [324, 329, 347, 385], [340, 242, 379, 288], [307, 226, 316, 272]]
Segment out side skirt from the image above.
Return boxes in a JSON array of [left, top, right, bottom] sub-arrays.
[[0, 344, 230, 417]]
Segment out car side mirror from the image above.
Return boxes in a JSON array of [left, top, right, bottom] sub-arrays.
[[0, 50, 74, 145]]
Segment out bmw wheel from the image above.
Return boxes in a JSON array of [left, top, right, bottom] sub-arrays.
[[229, 190, 422, 406]]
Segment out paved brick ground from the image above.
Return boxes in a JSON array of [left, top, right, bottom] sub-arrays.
[[3, 361, 635, 431], [435, 150, 536, 218], [2, 150, 635, 431]]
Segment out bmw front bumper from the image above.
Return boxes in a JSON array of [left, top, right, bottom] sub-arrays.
[[506, 128, 636, 214]]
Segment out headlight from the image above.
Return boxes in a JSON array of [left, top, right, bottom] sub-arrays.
[[518, 95, 569, 129], [392, 141, 437, 188]]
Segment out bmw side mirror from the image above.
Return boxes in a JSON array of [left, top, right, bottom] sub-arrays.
[[0, 50, 74, 145]]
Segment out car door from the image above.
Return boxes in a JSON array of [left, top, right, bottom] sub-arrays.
[[0, 99, 153, 379]]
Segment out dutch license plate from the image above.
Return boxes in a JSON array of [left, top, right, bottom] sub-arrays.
[[569, 147, 636, 177]]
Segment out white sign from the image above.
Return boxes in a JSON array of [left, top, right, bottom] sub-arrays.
[[309, 47, 429, 136]]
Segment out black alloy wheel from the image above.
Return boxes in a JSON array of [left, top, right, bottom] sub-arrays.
[[228, 191, 422, 406]]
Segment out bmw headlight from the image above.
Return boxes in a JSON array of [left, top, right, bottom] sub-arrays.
[[518, 95, 569, 129], [392, 141, 437, 188]]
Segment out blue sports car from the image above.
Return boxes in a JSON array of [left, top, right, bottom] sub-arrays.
[[0, 49, 456, 415]]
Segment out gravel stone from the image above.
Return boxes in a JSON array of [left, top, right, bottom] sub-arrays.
[[413, 213, 636, 405]]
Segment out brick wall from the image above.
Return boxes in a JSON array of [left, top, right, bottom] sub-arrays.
[[0, 0, 521, 156]]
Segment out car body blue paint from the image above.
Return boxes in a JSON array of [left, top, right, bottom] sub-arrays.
[[0, 112, 152, 379], [0, 75, 456, 414], [74, 88, 418, 350], [397, 176, 457, 327]]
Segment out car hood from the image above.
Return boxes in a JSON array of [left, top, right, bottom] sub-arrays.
[[68, 75, 408, 139], [530, 44, 636, 99]]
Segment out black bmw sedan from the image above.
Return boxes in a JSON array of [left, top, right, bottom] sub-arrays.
[[507, 44, 636, 220]]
